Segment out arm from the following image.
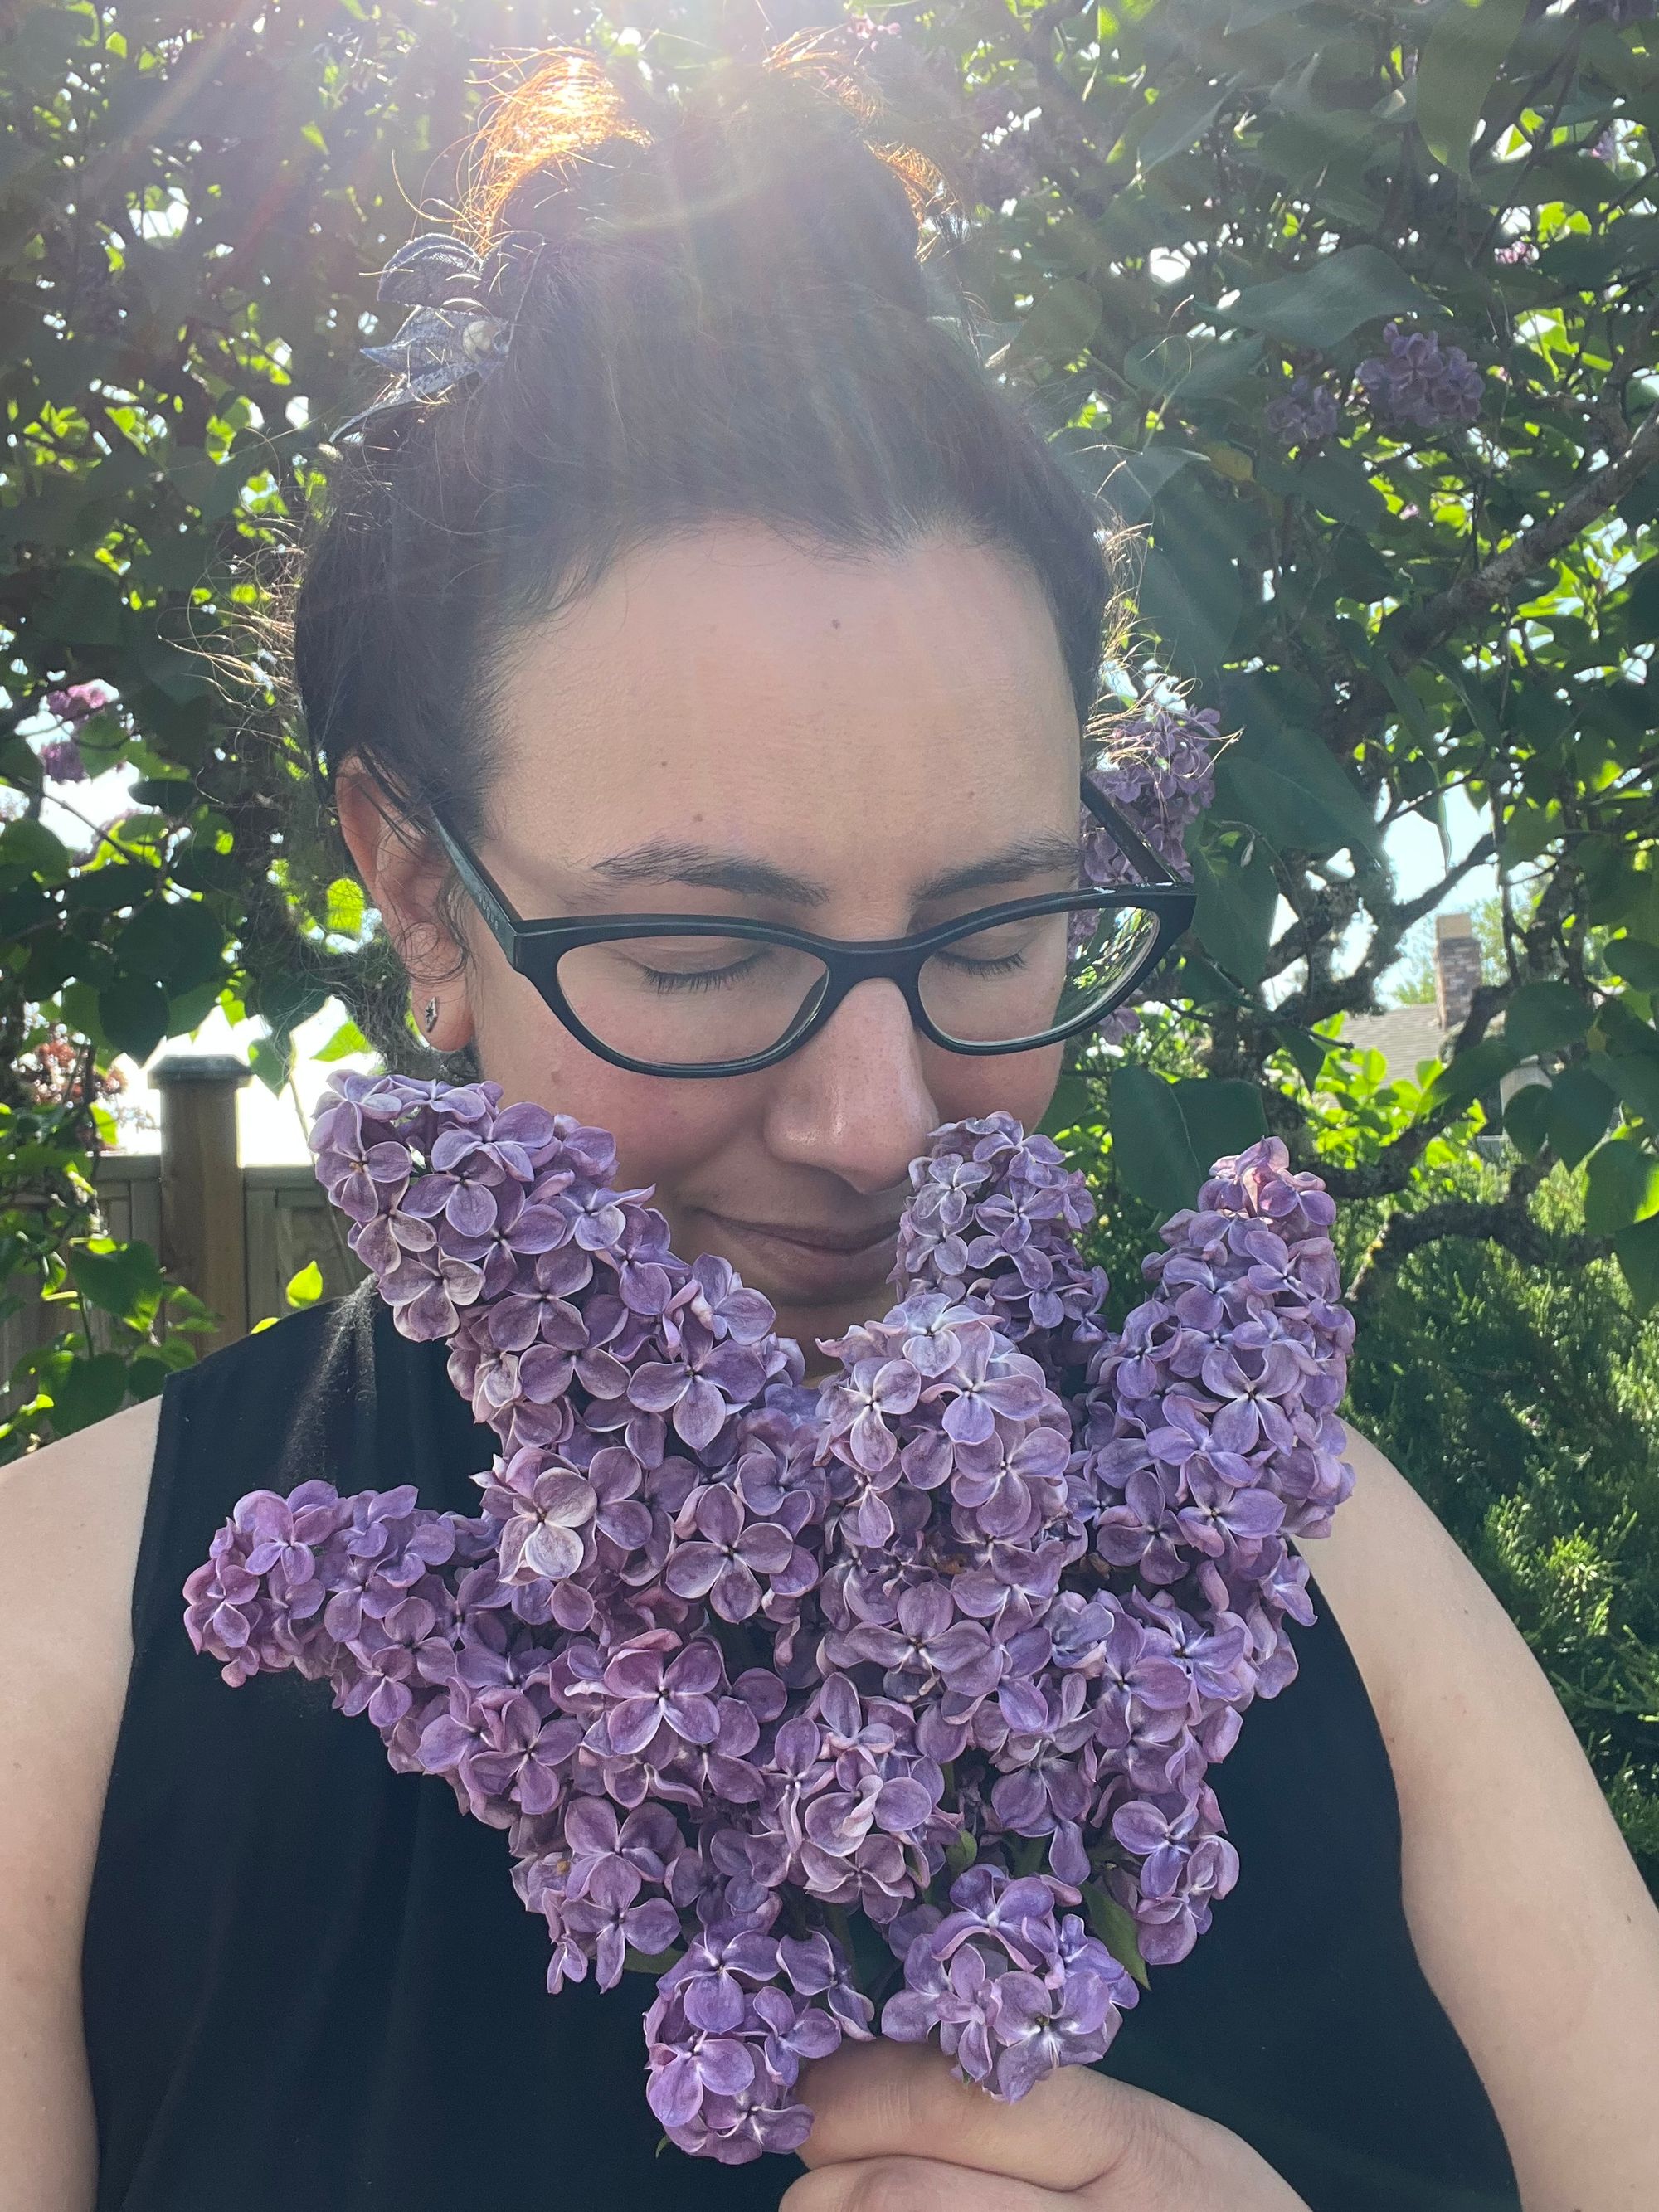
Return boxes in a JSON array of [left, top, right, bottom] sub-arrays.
[[0, 1398, 157, 2212], [1309, 1431, 1659, 2210]]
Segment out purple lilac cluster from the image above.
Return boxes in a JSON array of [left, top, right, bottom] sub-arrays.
[[185, 1076, 1353, 2161], [892, 1112, 1108, 1383], [1357, 322, 1483, 432], [1264, 373, 1341, 449], [1079, 704, 1220, 1042], [35, 681, 115, 784], [1082, 705, 1220, 887], [45, 679, 115, 727]]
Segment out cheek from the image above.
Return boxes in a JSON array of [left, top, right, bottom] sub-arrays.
[[922, 1043, 1063, 1135], [471, 970, 756, 1190]]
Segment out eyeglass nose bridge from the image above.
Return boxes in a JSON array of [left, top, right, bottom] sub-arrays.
[[775, 939, 937, 1059]]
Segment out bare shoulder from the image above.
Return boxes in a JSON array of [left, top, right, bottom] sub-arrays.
[[0, 1396, 160, 2212], [1310, 1428, 1659, 2210], [0, 1392, 160, 1884]]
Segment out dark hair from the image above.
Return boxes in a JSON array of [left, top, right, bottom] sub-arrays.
[[294, 46, 1112, 853]]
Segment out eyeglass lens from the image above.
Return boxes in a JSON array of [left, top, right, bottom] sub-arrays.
[[552, 901, 1157, 1068]]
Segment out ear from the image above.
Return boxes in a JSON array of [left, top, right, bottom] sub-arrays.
[[334, 762, 476, 1050]]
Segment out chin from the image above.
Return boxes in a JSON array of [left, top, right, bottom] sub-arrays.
[[772, 1286, 891, 1361]]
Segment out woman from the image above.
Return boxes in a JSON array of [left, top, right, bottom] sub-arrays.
[[2, 49, 1656, 2212]]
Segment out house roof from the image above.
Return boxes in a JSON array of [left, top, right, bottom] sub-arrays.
[[1340, 1003, 1449, 1082]]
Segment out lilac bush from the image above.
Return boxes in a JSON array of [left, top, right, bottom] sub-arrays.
[[185, 1074, 1354, 2160]]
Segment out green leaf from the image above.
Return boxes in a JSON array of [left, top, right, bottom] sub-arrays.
[[67, 1238, 163, 1324], [1545, 1060, 1618, 1169], [1098, 445, 1198, 527], [97, 975, 169, 1064], [1221, 246, 1439, 348], [121, 898, 226, 993], [1140, 80, 1229, 170], [314, 1018, 372, 1063], [1606, 941, 1659, 993], [59, 979, 110, 1057], [1111, 1067, 1267, 1218], [1137, 545, 1243, 676], [1416, 0, 1529, 175], [1418, 1034, 1522, 1117], [1272, 1024, 1333, 1090], [1039, 1071, 1096, 1140], [285, 1260, 324, 1309], [124, 1353, 176, 1400], [1503, 981, 1592, 1061], [1007, 280, 1103, 372], [251, 1032, 295, 1093], [0, 818, 72, 883], [1228, 0, 1313, 25], [1111, 1063, 1203, 1218], [1613, 1213, 1659, 1316], [1607, 1052, 1659, 1129], [50, 1352, 129, 1434], [1171, 1076, 1269, 1169], [1083, 1884, 1151, 1990], [1122, 333, 1265, 406], [1584, 1137, 1659, 1236], [1502, 1077, 1554, 1159], [1190, 826, 1279, 985], [1210, 713, 1384, 861]]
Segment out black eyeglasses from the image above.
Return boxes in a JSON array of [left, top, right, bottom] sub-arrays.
[[429, 777, 1195, 1079]]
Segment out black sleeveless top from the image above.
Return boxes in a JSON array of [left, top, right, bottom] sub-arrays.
[[83, 1283, 1521, 2212]]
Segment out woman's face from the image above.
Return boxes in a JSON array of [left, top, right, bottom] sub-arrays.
[[342, 523, 1082, 1353]]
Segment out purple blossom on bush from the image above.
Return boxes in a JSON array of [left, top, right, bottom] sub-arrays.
[[1264, 373, 1341, 448], [183, 1071, 1355, 2159], [44, 680, 115, 727], [36, 737, 89, 783], [1357, 322, 1483, 431]]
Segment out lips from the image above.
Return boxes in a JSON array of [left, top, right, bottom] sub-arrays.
[[697, 1210, 901, 1305]]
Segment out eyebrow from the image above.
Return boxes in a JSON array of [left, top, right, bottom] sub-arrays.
[[913, 834, 1082, 902], [590, 841, 833, 906], [588, 830, 1082, 912]]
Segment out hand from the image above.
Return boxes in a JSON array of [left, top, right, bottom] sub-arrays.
[[781, 2040, 1311, 2212]]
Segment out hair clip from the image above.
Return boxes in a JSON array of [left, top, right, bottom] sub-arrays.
[[333, 229, 546, 445]]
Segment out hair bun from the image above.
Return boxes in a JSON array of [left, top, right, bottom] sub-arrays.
[[462, 44, 939, 323]]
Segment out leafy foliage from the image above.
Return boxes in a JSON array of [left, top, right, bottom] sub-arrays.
[[2, 1, 1657, 1417], [849, 0, 1659, 1314], [1339, 1162, 1659, 1895]]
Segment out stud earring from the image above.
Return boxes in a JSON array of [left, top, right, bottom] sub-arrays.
[[422, 996, 439, 1033]]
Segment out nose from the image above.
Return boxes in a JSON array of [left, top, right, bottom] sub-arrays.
[[761, 979, 940, 1196]]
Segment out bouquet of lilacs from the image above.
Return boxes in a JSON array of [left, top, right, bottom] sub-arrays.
[[185, 1075, 1354, 2163]]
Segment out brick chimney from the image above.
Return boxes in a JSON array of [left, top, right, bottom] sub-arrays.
[[1434, 912, 1481, 1033]]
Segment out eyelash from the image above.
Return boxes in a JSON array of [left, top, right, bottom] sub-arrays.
[[936, 948, 1030, 978], [640, 954, 771, 995]]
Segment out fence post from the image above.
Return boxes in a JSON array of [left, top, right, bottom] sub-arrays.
[[153, 1056, 251, 1352]]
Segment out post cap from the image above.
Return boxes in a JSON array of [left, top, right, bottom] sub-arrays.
[[150, 1054, 252, 1088]]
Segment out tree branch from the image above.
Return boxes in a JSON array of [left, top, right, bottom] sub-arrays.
[[1345, 1158, 1610, 1314], [1383, 404, 1659, 671]]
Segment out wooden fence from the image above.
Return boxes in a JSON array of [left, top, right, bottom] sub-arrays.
[[2, 1056, 367, 1378]]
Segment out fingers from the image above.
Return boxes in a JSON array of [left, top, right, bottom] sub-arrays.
[[782, 2153, 1061, 2212], [797, 2039, 1164, 2194]]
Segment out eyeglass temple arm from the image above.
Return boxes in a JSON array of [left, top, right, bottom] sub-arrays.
[[1079, 773, 1181, 888], [428, 810, 522, 948]]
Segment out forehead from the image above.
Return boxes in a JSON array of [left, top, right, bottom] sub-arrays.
[[487, 524, 1082, 871]]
